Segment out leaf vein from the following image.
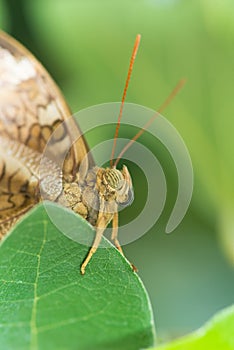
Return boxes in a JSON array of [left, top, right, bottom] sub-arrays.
[[29, 220, 47, 350]]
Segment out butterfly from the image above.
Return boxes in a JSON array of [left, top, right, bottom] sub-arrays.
[[0, 31, 184, 274], [0, 31, 144, 275]]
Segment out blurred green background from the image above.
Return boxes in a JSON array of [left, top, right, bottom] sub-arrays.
[[1, 0, 234, 342]]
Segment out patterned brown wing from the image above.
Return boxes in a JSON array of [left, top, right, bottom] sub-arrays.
[[0, 138, 38, 236], [0, 30, 94, 235], [0, 134, 63, 235], [0, 30, 94, 178]]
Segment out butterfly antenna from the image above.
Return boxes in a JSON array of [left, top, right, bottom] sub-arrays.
[[110, 34, 141, 167], [114, 78, 186, 167]]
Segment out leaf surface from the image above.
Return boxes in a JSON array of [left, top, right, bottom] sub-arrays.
[[0, 202, 155, 350]]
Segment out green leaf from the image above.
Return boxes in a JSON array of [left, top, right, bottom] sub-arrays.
[[0, 202, 155, 350], [151, 305, 234, 350]]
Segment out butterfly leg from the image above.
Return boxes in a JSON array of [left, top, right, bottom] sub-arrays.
[[111, 212, 123, 255], [80, 214, 109, 275], [111, 212, 138, 272]]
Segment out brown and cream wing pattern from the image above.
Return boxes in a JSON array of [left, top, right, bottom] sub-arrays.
[[0, 30, 94, 234], [0, 30, 94, 176], [0, 140, 37, 237]]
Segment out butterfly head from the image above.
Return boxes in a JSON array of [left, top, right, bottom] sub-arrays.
[[102, 165, 134, 208]]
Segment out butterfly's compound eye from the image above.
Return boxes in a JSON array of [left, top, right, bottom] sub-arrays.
[[103, 166, 134, 207], [103, 168, 124, 190]]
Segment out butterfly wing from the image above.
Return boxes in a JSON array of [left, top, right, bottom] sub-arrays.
[[0, 30, 94, 177], [0, 146, 37, 237], [0, 31, 94, 233]]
